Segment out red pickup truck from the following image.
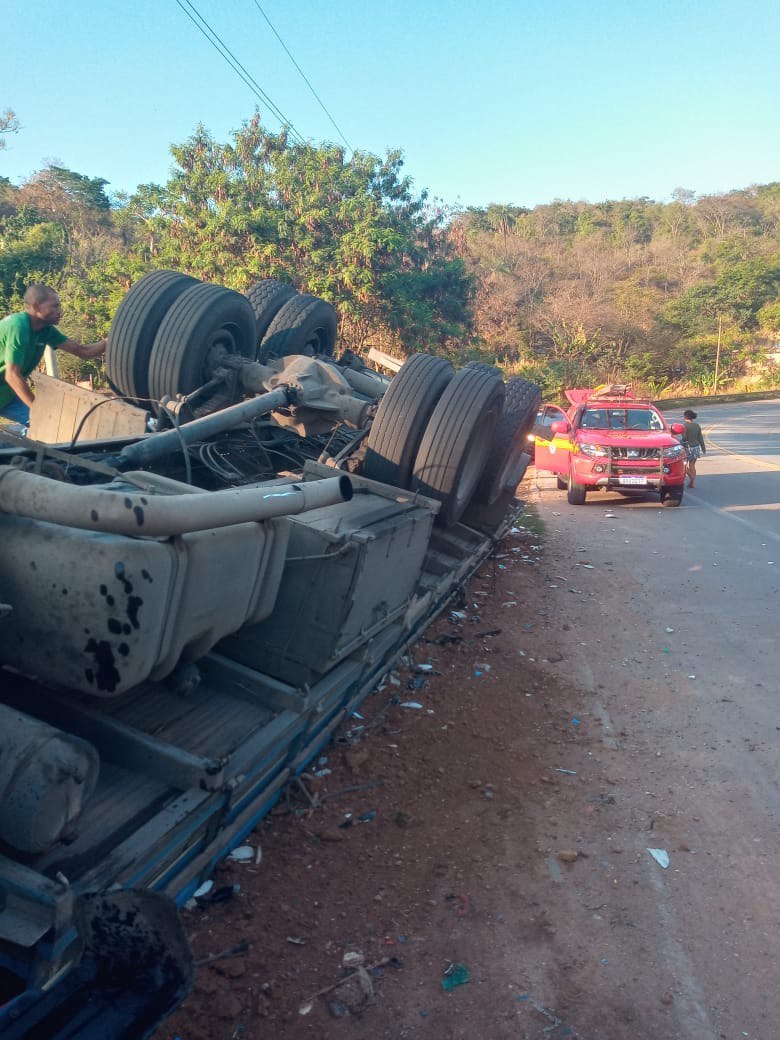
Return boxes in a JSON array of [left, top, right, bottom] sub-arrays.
[[533, 385, 687, 506]]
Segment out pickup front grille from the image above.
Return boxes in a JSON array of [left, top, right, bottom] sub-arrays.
[[609, 447, 660, 460]]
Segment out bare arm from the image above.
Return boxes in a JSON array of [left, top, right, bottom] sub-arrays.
[[59, 337, 107, 360], [4, 363, 35, 407]]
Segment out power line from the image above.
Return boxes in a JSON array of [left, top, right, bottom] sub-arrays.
[[173, 0, 306, 145], [251, 0, 353, 153]]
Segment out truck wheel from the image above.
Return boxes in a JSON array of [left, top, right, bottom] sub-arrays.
[[259, 294, 337, 362], [567, 472, 587, 505], [474, 376, 542, 505], [411, 365, 505, 526], [148, 282, 257, 405], [106, 270, 199, 402], [245, 279, 297, 350], [363, 354, 454, 488]]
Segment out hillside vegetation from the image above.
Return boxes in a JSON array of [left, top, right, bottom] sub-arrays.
[[1, 114, 779, 396]]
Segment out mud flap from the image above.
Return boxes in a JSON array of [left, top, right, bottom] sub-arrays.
[[1, 890, 193, 1040]]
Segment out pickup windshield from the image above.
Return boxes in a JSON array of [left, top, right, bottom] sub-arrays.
[[580, 407, 664, 431]]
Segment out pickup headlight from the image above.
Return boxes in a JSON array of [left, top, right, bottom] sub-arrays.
[[578, 442, 609, 458], [663, 444, 685, 460]]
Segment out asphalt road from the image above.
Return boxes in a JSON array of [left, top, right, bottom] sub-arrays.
[[530, 398, 780, 1039]]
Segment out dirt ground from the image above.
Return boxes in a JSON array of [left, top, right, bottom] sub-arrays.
[[155, 475, 756, 1040]]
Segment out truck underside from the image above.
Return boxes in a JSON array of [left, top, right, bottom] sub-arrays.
[[0, 273, 541, 1037]]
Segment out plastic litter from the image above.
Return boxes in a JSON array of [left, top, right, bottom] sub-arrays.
[[342, 950, 365, 968], [571, 717, 580, 726], [328, 1000, 350, 1018], [665, 627, 675, 633], [415, 663, 434, 672], [441, 963, 470, 990], [556, 768, 577, 775], [359, 810, 377, 823], [314, 768, 332, 777], [287, 935, 306, 945], [502, 601, 518, 607], [400, 701, 423, 709], [647, 848, 670, 869], [228, 846, 255, 863], [198, 883, 239, 906]]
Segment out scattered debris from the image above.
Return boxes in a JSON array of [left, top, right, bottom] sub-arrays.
[[194, 940, 250, 968], [228, 846, 255, 863], [441, 962, 470, 990], [647, 848, 670, 869], [400, 701, 423, 709], [287, 936, 306, 945], [299, 957, 392, 1015], [556, 768, 577, 775]]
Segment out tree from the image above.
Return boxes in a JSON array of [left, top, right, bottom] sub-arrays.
[[0, 109, 20, 150]]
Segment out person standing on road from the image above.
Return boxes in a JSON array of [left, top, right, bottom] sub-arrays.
[[681, 409, 706, 487], [0, 284, 107, 429]]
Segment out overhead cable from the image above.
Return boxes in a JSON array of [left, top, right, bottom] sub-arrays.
[[173, 0, 306, 144], [251, 0, 353, 153]]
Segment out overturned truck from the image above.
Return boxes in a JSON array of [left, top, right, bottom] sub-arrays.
[[0, 273, 541, 1038]]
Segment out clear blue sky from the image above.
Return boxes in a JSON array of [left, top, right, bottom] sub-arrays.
[[3, 0, 779, 209]]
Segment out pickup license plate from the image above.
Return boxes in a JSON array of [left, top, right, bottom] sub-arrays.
[[619, 476, 647, 486]]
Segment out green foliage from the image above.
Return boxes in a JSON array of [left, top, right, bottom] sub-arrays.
[[2, 120, 780, 398]]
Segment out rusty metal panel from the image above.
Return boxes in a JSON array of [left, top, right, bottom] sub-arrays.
[[29, 373, 148, 444]]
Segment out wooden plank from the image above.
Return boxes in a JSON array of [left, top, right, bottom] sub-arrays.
[[30, 374, 148, 444]]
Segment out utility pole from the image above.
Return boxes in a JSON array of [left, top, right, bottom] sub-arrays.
[[713, 315, 723, 395]]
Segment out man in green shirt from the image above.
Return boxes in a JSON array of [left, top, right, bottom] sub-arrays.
[[0, 283, 107, 427]]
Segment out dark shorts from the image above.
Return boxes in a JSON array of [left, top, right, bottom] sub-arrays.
[[685, 444, 702, 462]]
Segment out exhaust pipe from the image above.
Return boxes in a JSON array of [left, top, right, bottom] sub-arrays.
[[0, 467, 353, 537]]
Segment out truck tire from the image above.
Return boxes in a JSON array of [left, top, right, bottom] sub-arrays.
[[259, 294, 337, 362], [363, 354, 454, 488], [245, 279, 297, 349], [567, 471, 587, 505], [474, 376, 542, 505], [148, 282, 257, 405], [411, 365, 505, 527], [106, 270, 199, 402]]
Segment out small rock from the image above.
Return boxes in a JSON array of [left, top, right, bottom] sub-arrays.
[[678, 842, 691, 852], [557, 849, 579, 864], [660, 992, 674, 1006]]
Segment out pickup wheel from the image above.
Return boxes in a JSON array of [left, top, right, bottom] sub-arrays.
[[661, 487, 684, 507], [106, 270, 199, 403], [474, 376, 542, 505], [148, 282, 257, 407], [567, 472, 587, 505], [245, 280, 297, 350], [412, 365, 505, 526], [363, 353, 454, 488], [259, 294, 337, 362]]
